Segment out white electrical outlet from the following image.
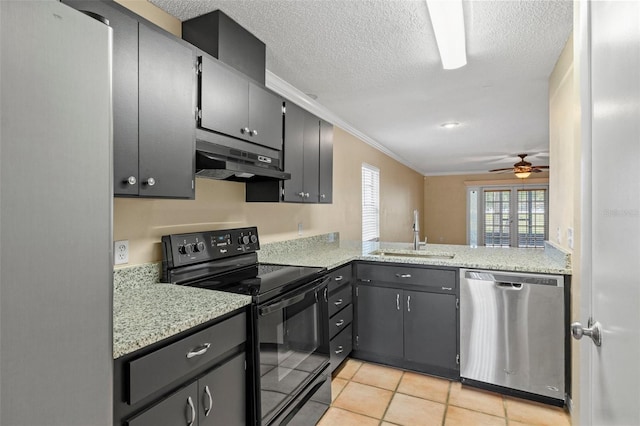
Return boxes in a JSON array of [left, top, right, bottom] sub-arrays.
[[297, 223, 303, 236], [114, 240, 129, 265], [556, 227, 562, 243], [567, 227, 574, 250]]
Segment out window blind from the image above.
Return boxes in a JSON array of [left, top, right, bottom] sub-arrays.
[[362, 164, 380, 241]]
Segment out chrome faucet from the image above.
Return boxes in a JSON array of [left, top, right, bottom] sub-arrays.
[[412, 209, 420, 250]]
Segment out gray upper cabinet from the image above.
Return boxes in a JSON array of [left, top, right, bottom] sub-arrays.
[[281, 102, 333, 203], [198, 56, 282, 151], [62, 0, 196, 199], [319, 120, 334, 203]]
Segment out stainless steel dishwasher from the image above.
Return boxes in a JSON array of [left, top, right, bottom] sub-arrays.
[[460, 269, 565, 404]]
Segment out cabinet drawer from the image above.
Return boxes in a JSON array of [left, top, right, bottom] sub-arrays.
[[327, 264, 352, 293], [329, 304, 353, 339], [128, 312, 246, 405], [330, 325, 352, 371], [328, 284, 352, 317], [356, 263, 456, 291]]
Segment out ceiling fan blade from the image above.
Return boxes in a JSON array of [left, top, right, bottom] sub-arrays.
[[531, 165, 549, 169], [489, 167, 515, 172]]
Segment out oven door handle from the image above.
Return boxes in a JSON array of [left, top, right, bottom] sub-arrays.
[[259, 276, 330, 316]]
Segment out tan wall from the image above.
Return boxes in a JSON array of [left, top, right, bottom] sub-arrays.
[[115, 126, 424, 265], [423, 173, 549, 245]]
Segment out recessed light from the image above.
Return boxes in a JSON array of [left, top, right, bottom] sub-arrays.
[[306, 93, 318, 100], [440, 122, 460, 129]]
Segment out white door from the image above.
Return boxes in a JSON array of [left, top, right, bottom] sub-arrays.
[[577, 1, 640, 425]]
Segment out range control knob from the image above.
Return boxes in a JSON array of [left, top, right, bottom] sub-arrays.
[[250, 234, 258, 244], [184, 243, 194, 254], [194, 241, 205, 252], [178, 245, 187, 255], [241, 235, 250, 245]]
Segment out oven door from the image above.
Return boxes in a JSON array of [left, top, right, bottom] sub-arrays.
[[257, 276, 330, 425]]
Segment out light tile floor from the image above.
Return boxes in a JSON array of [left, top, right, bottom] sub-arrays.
[[319, 359, 571, 426]]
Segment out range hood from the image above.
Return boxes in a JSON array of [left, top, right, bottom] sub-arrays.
[[196, 141, 290, 182]]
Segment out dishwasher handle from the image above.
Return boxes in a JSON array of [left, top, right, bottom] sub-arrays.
[[495, 282, 523, 290]]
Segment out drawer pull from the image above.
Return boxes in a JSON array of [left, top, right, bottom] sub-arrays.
[[396, 273, 412, 278], [334, 299, 343, 306], [442, 287, 453, 291], [334, 275, 344, 281], [335, 319, 345, 327], [186, 396, 196, 426], [186, 343, 211, 359], [335, 346, 344, 354], [203, 385, 213, 417]]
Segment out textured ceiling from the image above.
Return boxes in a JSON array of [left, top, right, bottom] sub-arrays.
[[150, 0, 573, 175]]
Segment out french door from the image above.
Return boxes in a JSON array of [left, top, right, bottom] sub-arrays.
[[470, 186, 548, 248]]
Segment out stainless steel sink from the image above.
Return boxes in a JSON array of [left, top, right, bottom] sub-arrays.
[[370, 250, 455, 260]]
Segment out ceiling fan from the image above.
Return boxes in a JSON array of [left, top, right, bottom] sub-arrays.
[[489, 154, 549, 179]]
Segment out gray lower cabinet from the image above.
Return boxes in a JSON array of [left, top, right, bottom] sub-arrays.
[[404, 290, 458, 372], [327, 264, 354, 372], [355, 285, 403, 359], [127, 353, 245, 426], [115, 311, 249, 426], [353, 262, 459, 379]]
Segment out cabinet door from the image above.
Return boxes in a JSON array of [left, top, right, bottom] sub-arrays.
[[355, 285, 403, 359], [138, 25, 195, 198], [198, 353, 246, 426], [283, 102, 305, 202], [200, 56, 249, 142], [63, 0, 140, 196], [318, 120, 333, 203], [248, 82, 283, 150], [302, 111, 320, 203], [127, 382, 198, 426], [404, 291, 457, 370]]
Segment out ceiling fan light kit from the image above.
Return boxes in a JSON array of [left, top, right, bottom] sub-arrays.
[[489, 154, 549, 179], [426, 0, 467, 70]]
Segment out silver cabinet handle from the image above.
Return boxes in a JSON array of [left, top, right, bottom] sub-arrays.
[[334, 299, 343, 306], [203, 385, 213, 417], [186, 396, 196, 426], [334, 276, 343, 282], [145, 177, 155, 186], [396, 293, 400, 310], [186, 343, 211, 359], [305, 192, 310, 198], [240, 127, 250, 134], [298, 192, 305, 197], [126, 176, 137, 185], [324, 287, 328, 302], [335, 319, 345, 327], [321, 194, 326, 199], [407, 295, 411, 312], [335, 345, 344, 354], [442, 287, 453, 291], [250, 129, 258, 136], [396, 273, 412, 278]]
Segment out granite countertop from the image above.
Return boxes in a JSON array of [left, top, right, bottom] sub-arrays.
[[112, 264, 252, 359], [258, 233, 572, 275]]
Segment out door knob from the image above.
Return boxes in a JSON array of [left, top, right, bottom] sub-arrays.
[[571, 319, 602, 346]]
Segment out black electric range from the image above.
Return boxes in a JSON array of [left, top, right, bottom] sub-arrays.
[[161, 227, 332, 425]]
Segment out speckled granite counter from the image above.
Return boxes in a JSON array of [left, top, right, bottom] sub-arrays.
[[258, 233, 571, 275], [112, 263, 251, 359]]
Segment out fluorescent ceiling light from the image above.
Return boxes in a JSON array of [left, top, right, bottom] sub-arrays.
[[440, 121, 460, 128], [426, 0, 467, 70]]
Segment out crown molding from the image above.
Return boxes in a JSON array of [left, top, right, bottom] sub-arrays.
[[265, 70, 423, 175]]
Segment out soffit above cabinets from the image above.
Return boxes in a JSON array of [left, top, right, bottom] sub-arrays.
[[150, 0, 573, 175]]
